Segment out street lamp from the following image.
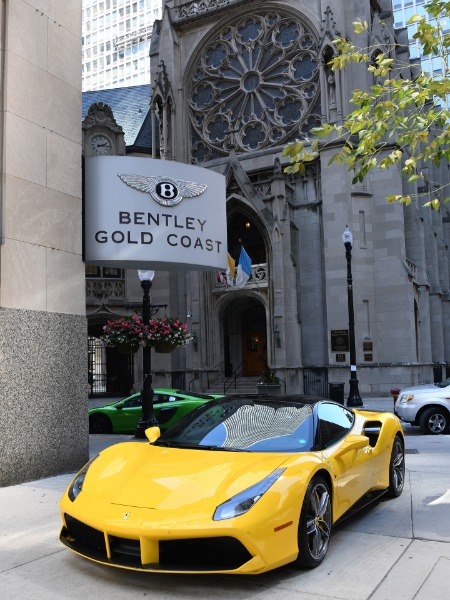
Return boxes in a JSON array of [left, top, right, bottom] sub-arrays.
[[342, 227, 363, 407], [134, 269, 159, 438]]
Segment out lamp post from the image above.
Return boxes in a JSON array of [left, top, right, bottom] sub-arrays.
[[342, 227, 363, 407], [134, 269, 159, 438]]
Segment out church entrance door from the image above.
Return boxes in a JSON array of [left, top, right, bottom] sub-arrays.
[[243, 331, 267, 376]]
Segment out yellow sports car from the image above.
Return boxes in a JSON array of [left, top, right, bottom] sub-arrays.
[[59, 395, 405, 574]]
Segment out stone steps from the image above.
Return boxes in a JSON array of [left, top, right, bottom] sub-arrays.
[[206, 376, 260, 396]]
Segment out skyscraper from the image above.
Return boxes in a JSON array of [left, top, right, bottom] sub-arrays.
[[82, 0, 162, 91], [392, 0, 447, 75]]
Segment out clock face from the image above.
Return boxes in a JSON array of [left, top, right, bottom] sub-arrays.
[[89, 134, 113, 156]]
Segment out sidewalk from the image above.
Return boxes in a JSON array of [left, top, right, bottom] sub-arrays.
[[1, 396, 449, 600]]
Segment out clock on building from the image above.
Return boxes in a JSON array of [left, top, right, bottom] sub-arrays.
[[89, 133, 113, 156]]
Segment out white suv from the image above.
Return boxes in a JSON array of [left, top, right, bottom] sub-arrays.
[[395, 378, 450, 434]]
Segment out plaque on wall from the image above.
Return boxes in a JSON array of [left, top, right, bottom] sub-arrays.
[[364, 354, 373, 361], [331, 330, 349, 352], [336, 353, 346, 362], [363, 341, 373, 351]]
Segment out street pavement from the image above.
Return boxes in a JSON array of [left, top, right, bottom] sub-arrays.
[[1, 397, 450, 599]]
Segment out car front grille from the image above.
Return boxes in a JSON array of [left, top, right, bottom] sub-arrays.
[[62, 514, 107, 559], [159, 537, 252, 570], [61, 514, 253, 572]]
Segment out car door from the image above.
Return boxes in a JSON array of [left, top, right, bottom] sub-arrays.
[[318, 403, 374, 519], [116, 395, 143, 432]]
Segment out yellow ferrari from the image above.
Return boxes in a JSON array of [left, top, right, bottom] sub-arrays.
[[59, 395, 405, 574]]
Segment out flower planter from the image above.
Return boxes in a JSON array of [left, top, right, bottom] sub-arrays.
[[102, 316, 192, 354], [257, 384, 281, 396], [153, 340, 178, 353], [115, 342, 139, 354]]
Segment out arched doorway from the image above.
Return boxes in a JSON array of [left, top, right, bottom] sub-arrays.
[[88, 321, 134, 397], [242, 304, 267, 376], [222, 296, 267, 377]]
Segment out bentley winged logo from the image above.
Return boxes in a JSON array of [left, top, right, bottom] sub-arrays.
[[117, 173, 208, 207]]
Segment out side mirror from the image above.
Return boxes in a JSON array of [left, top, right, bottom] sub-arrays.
[[145, 426, 161, 442], [333, 434, 369, 459]]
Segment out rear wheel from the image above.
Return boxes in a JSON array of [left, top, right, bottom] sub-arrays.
[[419, 407, 448, 435], [387, 436, 405, 498], [294, 476, 332, 569], [89, 414, 112, 434]]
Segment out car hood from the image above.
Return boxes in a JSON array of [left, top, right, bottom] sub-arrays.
[[399, 383, 441, 394], [84, 443, 290, 510]]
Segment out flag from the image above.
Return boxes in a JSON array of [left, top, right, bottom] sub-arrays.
[[235, 246, 252, 288], [227, 253, 236, 279], [226, 253, 236, 287]]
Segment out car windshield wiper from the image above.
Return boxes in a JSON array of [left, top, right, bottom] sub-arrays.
[[198, 445, 249, 452], [154, 441, 249, 451], [152, 440, 177, 447], [153, 441, 208, 449]]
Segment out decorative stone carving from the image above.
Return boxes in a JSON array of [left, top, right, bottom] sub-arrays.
[[188, 11, 321, 162], [151, 60, 175, 160], [176, 0, 239, 22], [82, 102, 123, 133], [86, 280, 126, 303]]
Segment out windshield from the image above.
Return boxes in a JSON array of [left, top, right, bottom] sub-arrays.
[[154, 398, 315, 452], [437, 377, 450, 388]]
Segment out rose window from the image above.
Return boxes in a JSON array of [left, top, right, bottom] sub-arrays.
[[189, 12, 321, 163]]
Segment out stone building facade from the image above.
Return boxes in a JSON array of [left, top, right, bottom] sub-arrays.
[[139, 0, 450, 396], [0, 1, 86, 486]]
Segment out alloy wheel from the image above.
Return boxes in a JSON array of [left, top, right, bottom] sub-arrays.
[[428, 413, 446, 434], [305, 482, 332, 561], [388, 437, 405, 497]]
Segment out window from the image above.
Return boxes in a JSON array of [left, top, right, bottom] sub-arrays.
[[123, 397, 142, 408], [317, 403, 354, 449], [359, 210, 367, 248], [103, 268, 123, 278], [153, 394, 172, 404], [85, 266, 101, 278], [85, 267, 124, 279]]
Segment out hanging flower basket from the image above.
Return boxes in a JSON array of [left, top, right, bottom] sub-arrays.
[[153, 340, 178, 353], [101, 315, 192, 353], [115, 341, 140, 354], [101, 315, 147, 353], [144, 316, 192, 350]]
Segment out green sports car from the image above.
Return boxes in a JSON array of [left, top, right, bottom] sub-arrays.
[[88, 389, 223, 434]]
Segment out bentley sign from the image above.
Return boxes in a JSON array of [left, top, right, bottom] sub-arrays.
[[84, 157, 228, 270]]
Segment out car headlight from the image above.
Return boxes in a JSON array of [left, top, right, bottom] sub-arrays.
[[213, 468, 285, 521], [399, 394, 414, 404], [68, 456, 98, 502]]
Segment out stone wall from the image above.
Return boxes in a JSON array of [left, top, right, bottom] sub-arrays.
[[0, 309, 88, 487], [0, 1, 86, 486]]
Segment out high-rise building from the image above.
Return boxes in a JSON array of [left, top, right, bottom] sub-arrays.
[[82, 0, 162, 91], [392, 0, 447, 76]]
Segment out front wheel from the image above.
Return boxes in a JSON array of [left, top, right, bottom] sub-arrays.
[[294, 476, 332, 569], [387, 436, 405, 498], [419, 407, 448, 435], [89, 414, 112, 434]]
